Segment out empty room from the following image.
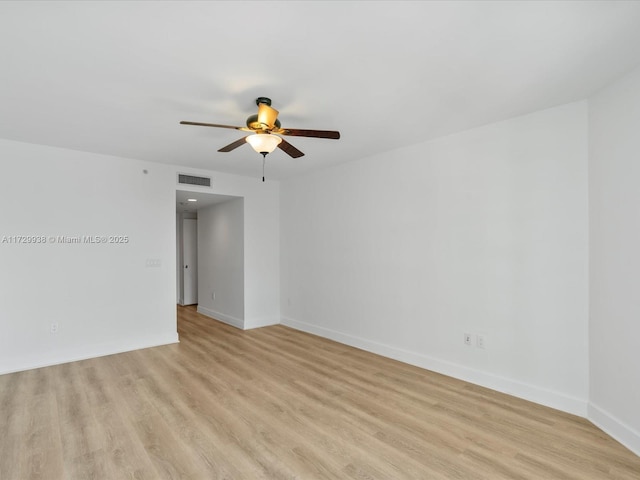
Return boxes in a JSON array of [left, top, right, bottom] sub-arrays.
[[1, 1, 640, 478]]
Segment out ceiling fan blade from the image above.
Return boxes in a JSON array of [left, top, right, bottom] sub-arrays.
[[278, 138, 305, 158], [180, 121, 251, 131], [257, 103, 279, 129], [277, 128, 340, 139], [218, 137, 248, 152]]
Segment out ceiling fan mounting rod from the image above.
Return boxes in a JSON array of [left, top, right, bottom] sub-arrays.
[[255, 97, 272, 106]]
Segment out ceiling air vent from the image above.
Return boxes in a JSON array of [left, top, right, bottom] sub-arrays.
[[177, 174, 211, 187]]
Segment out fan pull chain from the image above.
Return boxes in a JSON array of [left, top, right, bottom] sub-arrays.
[[262, 154, 266, 182]]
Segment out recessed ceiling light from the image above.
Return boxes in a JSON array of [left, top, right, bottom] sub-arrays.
[[187, 198, 197, 202]]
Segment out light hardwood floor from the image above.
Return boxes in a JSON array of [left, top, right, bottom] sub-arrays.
[[1, 305, 639, 479]]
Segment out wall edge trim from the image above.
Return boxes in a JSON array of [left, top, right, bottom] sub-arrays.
[[281, 316, 588, 417]]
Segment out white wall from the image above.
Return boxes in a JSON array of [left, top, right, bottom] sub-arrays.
[[0, 139, 179, 374], [197, 198, 245, 328], [589, 65, 640, 455], [281, 101, 589, 415], [0, 139, 280, 373]]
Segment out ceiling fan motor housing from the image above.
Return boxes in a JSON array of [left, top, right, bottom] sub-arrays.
[[246, 97, 280, 130], [246, 114, 281, 130]]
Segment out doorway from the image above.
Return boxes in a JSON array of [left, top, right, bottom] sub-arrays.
[[175, 190, 244, 317], [181, 217, 198, 305]]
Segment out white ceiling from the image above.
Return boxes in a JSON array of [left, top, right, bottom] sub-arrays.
[[176, 190, 238, 214], [2, 1, 640, 181]]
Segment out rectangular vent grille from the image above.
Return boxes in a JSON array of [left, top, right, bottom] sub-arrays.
[[178, 174, 211, 187]]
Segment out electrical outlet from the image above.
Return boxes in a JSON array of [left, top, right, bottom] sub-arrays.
[[464, 333, 473, 346], [50, 323, 59, 334], [477, 334, 486, 349]]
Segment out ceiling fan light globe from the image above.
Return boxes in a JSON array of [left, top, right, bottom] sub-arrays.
[[246, 134, 282, 154]]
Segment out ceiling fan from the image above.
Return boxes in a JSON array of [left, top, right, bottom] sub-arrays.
[[180, 97, 340, 180]]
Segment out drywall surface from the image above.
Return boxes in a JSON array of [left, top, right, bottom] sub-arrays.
[[0, 139, 178, 373], [589, 65, 640, 455], [0, 140, 280, 372], [281, 101, 589, 415], [197, 198, 244, 328]]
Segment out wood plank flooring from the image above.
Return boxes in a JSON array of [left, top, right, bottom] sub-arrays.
[[1, 305, 639, 479]]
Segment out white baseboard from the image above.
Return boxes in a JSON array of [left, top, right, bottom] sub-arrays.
[[244, 315, 280, 330], [589, 402, 640, 457], [197, 305, 244, 329], [196, 306, 278, 330], [0, 332, 179, 376], [281, 316, 588, 417]]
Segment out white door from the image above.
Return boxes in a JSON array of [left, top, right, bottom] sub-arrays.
[[183, 218, 198, 305]]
